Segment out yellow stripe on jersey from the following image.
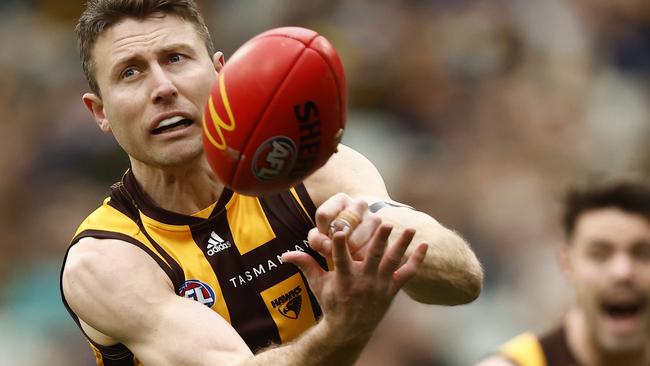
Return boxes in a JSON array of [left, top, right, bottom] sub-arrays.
[[289, 188, 332, 271], [289, 187, 315, 226], [499, 332, 547, 366], [75, 198, 172, 272], [225, 194, 276, 255], [139, 212, 231, 324], [192, 201, 217, 219], [89, 342, 104, 366], [260, 272, 317, 343]]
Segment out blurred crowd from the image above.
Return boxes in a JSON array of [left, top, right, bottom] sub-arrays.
[[1, 0, 648, 364]]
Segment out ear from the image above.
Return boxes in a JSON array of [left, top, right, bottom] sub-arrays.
[[213, 51, 225, 73], [557, 245, 574, 284], [82, 93, 111, 133]]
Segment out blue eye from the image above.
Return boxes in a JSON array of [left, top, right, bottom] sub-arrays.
[[169, 54, 183, 63], [121, 67, 139, 79]]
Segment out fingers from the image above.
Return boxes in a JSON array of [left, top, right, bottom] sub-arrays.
[[316, 194, 368, 233], [328, 209, 361, 236], [347, 213, 380, 258], [362, 224, 393, 274], [315, 193, 348, 234], [331, 231, 352, 276], [308, 227, 333, 255], [282, 251, 325, 280], [391, 243, 428, 293], [378, 228, 416, 277], [316, 194, 382, 259]]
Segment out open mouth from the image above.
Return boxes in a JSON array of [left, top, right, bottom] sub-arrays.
[[152, 116, 194, 135], [600, 294, 647, 325], [602, 302, 643, 319]]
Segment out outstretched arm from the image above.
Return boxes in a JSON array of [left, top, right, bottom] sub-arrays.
[[62, 222, 425, 365], [304, 144, 483, 305]]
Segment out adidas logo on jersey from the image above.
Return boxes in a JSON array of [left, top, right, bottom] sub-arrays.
[[207, 231, 232, 256]]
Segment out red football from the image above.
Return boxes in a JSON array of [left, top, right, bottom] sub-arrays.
[[202, 26, 347, 196]]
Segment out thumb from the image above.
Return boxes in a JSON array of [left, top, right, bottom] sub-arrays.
[[282, 251, 325, 281]]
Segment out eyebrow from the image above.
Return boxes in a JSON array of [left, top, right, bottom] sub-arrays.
[[159, 42, 194, 54], [631, 239, 650, 248], [108, 42, 195, 75], [110, 54, 138, 71], [583, 238, 613, 247]]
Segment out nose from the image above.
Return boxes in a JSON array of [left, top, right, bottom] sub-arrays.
[[149, 64, 178, 104], [609, 253, 633, 281]]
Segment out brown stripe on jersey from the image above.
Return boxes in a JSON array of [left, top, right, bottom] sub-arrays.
[[260, 192, 327, 271], [189, 216, 282, 351], [539, 326, 578, 366], [258, 193, 325, 318], [108, 182, 185, 289], [121, 169, 233, 226], [294, 183, 317, 223], [91, 342, 135, 366], [186, 190, 324, 351], [209, 187, 234, 219], [61, 244, 88, 333]]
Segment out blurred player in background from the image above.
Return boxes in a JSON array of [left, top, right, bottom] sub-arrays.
[[59, 1, 483, 365], [478, 178, 650, 366]]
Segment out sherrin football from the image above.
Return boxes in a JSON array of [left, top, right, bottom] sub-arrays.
[[202, 26, 347, 196]]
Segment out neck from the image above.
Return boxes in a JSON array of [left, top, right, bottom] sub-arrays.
[[130, 156, 224, 215], [566, 308, 650, 366]]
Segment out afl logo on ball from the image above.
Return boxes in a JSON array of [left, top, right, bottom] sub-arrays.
[[252, 136, 297, 181], [178, 280, 216, 307]]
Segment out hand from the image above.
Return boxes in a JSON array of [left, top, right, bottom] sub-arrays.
[[309, 193, 380, 259], [282, 223, 428, 342]]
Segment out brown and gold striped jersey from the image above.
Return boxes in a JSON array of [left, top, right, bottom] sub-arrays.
[[60, 170, 328, 365], [498, 326, 578, 366]]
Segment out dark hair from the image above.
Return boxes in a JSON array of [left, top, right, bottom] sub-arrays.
[[76, 0, 215, 96], [562, 177, 650, 238]]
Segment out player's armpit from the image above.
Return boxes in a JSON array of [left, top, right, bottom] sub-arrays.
[[61, 238, 252, 366]]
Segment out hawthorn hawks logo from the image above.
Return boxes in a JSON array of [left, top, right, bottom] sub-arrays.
[[252, 136, 297, 182], [178, 280, 216, 308], [270, 286, 303, 319]]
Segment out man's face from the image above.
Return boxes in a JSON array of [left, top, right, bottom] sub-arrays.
[[564, 208, 650, 352], [86, 15, 218, 168]]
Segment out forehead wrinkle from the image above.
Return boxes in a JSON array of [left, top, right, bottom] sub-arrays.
[[108, 33, 166, 71], [93, 17, 197, 76]]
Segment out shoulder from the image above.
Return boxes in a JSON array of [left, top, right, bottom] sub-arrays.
[[304, 144, 389, 207], [62, 237, 174, 342], [475, 355, 518, 366], [495, 332, 545, 366], [73, 196, 141, 238], [62, 237, 174, 319], [63, 237, 173, 294], [475, 332, 543, 366]]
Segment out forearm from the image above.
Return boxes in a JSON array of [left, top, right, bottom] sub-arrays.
[[242, 317, 370, 366], [379, 207, 483, 305]]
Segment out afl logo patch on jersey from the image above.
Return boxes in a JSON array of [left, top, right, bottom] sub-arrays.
[[178, 280, 216, 307], [252, 136, 297, 182]]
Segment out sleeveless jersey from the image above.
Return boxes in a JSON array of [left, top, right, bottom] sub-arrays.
[[498, 326, 578, 366], [60, 170, 329, 365]]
